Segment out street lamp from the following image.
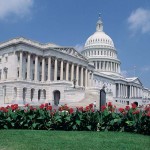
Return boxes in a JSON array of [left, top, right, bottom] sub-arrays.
[[72, 78, 77, 88]]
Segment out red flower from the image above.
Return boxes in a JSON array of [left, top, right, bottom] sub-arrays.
[[125, 106, 130, 111], [119, 108, 124, 113], [6, 105, 10, 109], [11, 104, 18, 111], [30, 106, 34, 110], [0, 107, 8, 112], [24, 104, 29, 107], [45, 103, 49, 107], [85, 106, 90, 111], [58, 107, 63, 111], [69, 108, 74, 114], [131, 103, 137, 109], [46, 105, 52, 111], [132, 110, 140, 114], [146, 111, 150, 117], [89, 103, 93, 109], [78, 106, 83, 112], [101, 105, 106, 112], [108, 102, 112, 107], [39, 104, 45, 109]]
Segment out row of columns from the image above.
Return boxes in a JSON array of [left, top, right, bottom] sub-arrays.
[[84, 50, 116, 58], [94, 61, 120, 73], [117, 83, 142, 98], [118, 84, 128, 98], [130, 85, 142, 98], [18, 51, 93, 88]]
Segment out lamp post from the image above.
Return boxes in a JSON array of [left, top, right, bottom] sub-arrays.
[[73, 78, 77, 88]]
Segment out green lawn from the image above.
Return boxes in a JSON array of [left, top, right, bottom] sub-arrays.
[[0, 130, 149, 150]]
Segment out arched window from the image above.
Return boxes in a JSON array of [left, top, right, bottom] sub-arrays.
[[31, 89, 34, 101], [14, 87, 17, 99], [38, 89, 41, 101], [43, 89, 46, 99], [23, 88, 27, 104]]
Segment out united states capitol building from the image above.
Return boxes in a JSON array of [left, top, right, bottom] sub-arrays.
[[0, 16, 150, 107]]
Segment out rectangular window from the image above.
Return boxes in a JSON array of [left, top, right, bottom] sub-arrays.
[[33, 74, 34, 80], [25, 72, 27, 79]]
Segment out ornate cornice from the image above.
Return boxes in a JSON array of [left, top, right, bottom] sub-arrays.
[[0, 37, 88, 61]]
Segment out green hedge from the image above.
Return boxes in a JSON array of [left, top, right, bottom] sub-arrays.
[[0, 103, 150, 135]]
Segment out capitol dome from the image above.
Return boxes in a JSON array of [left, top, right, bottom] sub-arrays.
[[81, 15, 121, 76], [84, 16, 114, 49]]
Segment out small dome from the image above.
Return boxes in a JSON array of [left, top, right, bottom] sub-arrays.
[[84, 16, 114, 48]]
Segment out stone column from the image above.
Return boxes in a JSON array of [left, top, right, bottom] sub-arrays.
[[80, 67, 83, 87], [104, 61, 106, 71], [66, 61, 69, 81], [47, 57, 51, 81], [85, 68, 88, 87], [118, 83, 120, 97], [60, 59, 63, 80], [95, 61, 97, 70], [117, 64, 118, 73], [54, 58, 57, 81], [91, 72, 93, 86], [99, 61, 101, 71], [88, 71, 91, 87], [132, 86, 134, 98], [34, 55, 38, 81], [126, 86, 128, 98], [71, 63, 74, 81], [27, 53, 31, 80], [130, 85, 132, 98], [41, 57, 45, 82], [110, 62, 112, 71], [19, 51, 23, 79], [76, 65, 79, 86]]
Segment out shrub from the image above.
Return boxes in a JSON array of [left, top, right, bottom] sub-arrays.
[[0, 103, 150, 135]]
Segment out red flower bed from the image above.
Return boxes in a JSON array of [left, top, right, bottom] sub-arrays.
[[0, 103, 149, 135]]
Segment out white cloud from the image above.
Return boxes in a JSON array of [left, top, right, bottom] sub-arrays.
[[128, 8, 150, 34], [0, 0, 34, 20], [74, 44, 84, 52]]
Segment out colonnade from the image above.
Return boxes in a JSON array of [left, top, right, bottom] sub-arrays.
[[94, 61, 120, 73], [129, 85, 142, 98], [117, 83, 142, 98], [18, 51, 93, 88]]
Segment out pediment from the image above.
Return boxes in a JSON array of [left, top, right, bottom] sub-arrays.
[[54, 47, 87, 61], [133, 78, 142, 86]]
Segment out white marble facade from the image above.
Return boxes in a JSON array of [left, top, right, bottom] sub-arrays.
[[0, 16, 150, 106]]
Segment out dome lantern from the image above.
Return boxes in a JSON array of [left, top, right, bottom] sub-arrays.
[[96, 13, 103, 32]]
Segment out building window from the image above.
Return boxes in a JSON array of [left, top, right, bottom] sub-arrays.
[[33, 60, 35, 64], [25, 72, 27, 79], [17, 68, 19, 77], [3, 67, 8, 79], [32, 73, 34, 80], [18, 56, 20, 62], [39, 73, 42, 81]]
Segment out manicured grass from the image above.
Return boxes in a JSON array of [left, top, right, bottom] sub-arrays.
[[0, 130, 149, 150]]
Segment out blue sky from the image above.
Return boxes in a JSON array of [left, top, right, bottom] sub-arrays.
[[0, 0, 150, 88]]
